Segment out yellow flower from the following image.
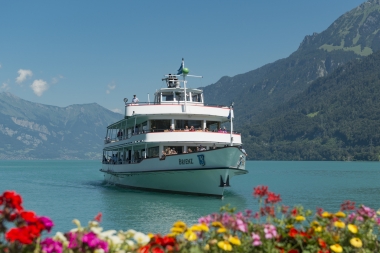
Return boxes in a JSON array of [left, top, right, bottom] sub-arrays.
[[204, 244, 210, 251], [314, 226, 323, 232], [335, 211, 346, 218], [295, 215, 305, 221], [147, 233, 155, 239], [228, 236, 241, 246], [330, 244, 343, 253], [217, 241, 232, 251], [350, 237, 363, 248], [190, 223, 209, 232], [348, 224, 358, 234], [311, 221, 319, 227], [173, 221, 186, 229], [217, 227, 227, 233], [170, 227, 184, 233], [322, 211, 332, 218], [334, 220, 345, 229], [211, 221, 224, 227], [184, 230, 197, 241]]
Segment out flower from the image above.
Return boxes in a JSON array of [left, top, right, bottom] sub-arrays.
[[295, 215, 305, 221], [133, 232, 150, 246], [334, 211, 346, 218], [334, 220, 345, 228], [350, 237, 363, 248], [41, 238, 63, 253], [264, 224, 277, 239], [39, 216, 54, 232], [217, 241, 232, 251], [184, 230, 197, 241], [253, 185, 268, 198], [322, 211, 332, 218], [347, 224, 358, 234], [228, 236, 241, 246], [330, 244, 343, 253], [94, 212, 102, 222], [251, 232, 262, 246]]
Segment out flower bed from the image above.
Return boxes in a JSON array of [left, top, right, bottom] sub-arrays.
[[1, 186, 380, 252]]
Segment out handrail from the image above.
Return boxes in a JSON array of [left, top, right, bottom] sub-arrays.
[[125, 102, 229, 108]]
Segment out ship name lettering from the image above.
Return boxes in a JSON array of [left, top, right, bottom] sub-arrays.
[[179, 159, 193, 165]]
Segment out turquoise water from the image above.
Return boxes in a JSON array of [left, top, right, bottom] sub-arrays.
[[0, 160, 380, 235]]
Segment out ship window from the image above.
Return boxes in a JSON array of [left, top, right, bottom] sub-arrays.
[[192, 94, 202, 102], [162, 93, 174, 101], [175, 120, 202, 130], [150, 119, 171, 132], [147, 147, 159, 158]]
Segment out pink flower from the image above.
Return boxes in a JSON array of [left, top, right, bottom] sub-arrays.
[[67, 232, 78, 249], [41, 238, 63, 253], [357, 205, 376, 218], [264, 224, 277, 239], [198, 215, 211, 225], [251, 232, 262, 246], [82, 232, 109, 252], [39, 216, 54, 232], [236, 219, 247, 232]]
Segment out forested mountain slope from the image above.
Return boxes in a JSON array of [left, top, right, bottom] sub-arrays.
[[202, 0, 380, 127], [242, 49, 380, 161]]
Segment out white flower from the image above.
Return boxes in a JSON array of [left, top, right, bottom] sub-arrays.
[[125, 229, 137, 237], [101, 230, 117, 238], [89, 221, 99, 227], [133, 232, 150, 246], [94, 249, 105, 253], [53, 232, 68, 243], [91, 227, 104, 235], [72, 219, 81, 228]]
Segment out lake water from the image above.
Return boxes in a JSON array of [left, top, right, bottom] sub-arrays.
[[0, 160, 379, 235]]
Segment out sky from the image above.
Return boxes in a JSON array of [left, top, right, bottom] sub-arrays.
[[0, 0, 365, 113]]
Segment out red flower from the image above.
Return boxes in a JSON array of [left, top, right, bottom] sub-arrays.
[[138, 245, 151, 253], [281, 205, 289, 214], [289, 228, 299, 237], [2, 191, 23, 211], [318, 238, 327, 248], [152, 247, 165, 253], [6, 227, 33, 245], [20, 211, 38, 223], [316, 208, 324, 216], [253, 186, 268, 198], [340, 200, 355, 211], [265, 192, 281, 204], [94, 212, 102, 222], [291, 208, 297, 216]]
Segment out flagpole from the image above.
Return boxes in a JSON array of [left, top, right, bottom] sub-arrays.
[[230, 103, 234, 146], [182, 58, 187, 113]]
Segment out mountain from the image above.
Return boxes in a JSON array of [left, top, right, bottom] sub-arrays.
[[202, 0, 380, 126], [241, 49, 380, 161], [0, 92, 122, 160]]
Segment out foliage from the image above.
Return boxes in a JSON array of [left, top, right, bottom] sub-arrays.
[[241, 49, 380, 161], [2, 187, 380, 253]]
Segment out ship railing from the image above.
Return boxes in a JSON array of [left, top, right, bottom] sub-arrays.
[[125, 102, 229, 108], [104, 130, 241, 144]]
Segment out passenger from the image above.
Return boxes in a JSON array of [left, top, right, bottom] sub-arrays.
[[160, 151, 166, 160], [171, 148, 177, 154], [132, 95, 139, 103], [223, 126, 227, 133], [218, 128, 223, 133], [205, 128, 209, 132], [190, 126, 195, 132], [117, 130, 123, 140], [169, 126, 174, 132], [184, 126, 189, 131], [213, 143, 216, 149], [199, 145, 206, 151], [188, 147, 193, 153]]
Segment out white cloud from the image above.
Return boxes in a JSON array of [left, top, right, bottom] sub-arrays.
[[0, 82, 10, 91], [16, 69, 33, 84], [106, 82, 116, 94], [51, 75, 64, 84], [111, 108, 122, 113], [30, 79, 48, 96]]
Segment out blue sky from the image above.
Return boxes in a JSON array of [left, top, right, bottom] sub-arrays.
[[0, 0, 364, 113]]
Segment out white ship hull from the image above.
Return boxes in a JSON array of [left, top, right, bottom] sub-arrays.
[[100, 147, 247, 197]]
